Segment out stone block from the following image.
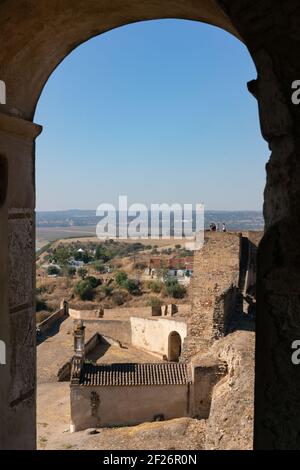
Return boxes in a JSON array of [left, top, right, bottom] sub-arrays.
[[9, 308, 35, 403], [8, 216, 34, 309]]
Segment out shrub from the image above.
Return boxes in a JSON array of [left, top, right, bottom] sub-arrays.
[[115, 270, 128, 287], [101, 285, 113, 297], [52, 247, 70, 266], [147, 297, 163, 308], [82, 252, 91, 264], [78, 267, 88, 279], [36, 285, 47, 295], [74, 280, 94, 301], [66, 266, 76, 278], [47, 265, 60, 276], [165, 278, 186, 299], [93, 261, 106, 273], [124, 278, 141, 295], [36, 296, 48, 312], [95, 245, 111, 262], [85, 276, 101, 289], [148, 280, 162, 293]]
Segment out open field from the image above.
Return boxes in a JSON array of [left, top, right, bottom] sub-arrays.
[[36, 226, 191, 251]]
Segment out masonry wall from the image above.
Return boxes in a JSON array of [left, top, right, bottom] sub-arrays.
[[37, 307, 66, 335], [191, 362, 227, 419], [131, 317, 187, 359], [70, 384, 189, 431], [0, 115, 41, 449], [182, 232, 241, 361]]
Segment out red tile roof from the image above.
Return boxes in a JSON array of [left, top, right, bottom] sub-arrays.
[[74, 362, 190, 387]]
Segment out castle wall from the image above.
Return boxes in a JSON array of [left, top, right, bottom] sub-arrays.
[[37, 307, 66, 335], [182, 232, 241, 360]]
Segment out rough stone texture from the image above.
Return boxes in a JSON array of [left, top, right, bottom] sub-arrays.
[[10, 308, 35, 403], [0, 0, 300, 450], [8, 217, 34, 309], [182, 232, 240, 360], [195, 331, 255, 450]]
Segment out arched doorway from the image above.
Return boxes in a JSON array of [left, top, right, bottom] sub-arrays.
[[1, 0, 298, 451], [168, 331, 182, 362]]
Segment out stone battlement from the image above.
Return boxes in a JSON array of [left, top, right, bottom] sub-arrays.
[[182, 231, 253, 361]]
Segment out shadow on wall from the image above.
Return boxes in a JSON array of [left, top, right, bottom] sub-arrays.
[[168, 331, 182, 362]]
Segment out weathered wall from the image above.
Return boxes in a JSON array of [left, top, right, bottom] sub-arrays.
[[191, 359, 227, 420], [131, 317, 187, 359], [84, 320, 132, 346], [0, 114, 41, 449], [203, 331, 255, 450], [0, 0, 299, 450], [69, 308, 103, 320], [70, 384, 189, 431], [182, 232, 241, 360], [37, 308, 66, 335]]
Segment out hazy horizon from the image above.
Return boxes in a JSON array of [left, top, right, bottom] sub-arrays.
[[35, 20, 269, 212]]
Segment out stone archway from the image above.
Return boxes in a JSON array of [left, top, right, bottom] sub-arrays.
[[1, 0, 300, 450], [168, 332, 182, 362]]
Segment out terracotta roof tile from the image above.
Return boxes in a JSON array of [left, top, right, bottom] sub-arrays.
[[77, 362, 190, 387]]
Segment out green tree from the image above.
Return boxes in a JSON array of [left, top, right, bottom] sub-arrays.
[[115, 270, 128, 287], [74, 280, 94, 301], [47, 265, 60, 276], [53, 247, 70, 266], [124, 279, 140, 295], [165, 278, 186, 299], [95, 245, 111, 262], [93, 261, 106, 273], [82, 251, 91, 264], [85, 276, 101, 289]]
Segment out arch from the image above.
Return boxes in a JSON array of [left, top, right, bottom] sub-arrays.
[[0, 1, 243, 120], [168, 331, 182, 362], [2, 0, 299, 451]]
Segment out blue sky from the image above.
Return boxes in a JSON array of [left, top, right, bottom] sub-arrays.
[[35, 19, 269, 212]]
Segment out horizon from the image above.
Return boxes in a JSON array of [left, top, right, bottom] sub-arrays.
[[36, 208, 263, 213], [35, 19, 269, 212]]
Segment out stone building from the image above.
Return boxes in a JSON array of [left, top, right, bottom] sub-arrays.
[[69, 319, 225, 431], [70, 360, 191, 431]]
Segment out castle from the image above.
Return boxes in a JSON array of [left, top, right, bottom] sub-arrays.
[[69, 231, 259, 434]]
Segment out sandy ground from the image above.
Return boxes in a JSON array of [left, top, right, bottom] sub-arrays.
[[37, 382, 206, 450], [37, 316, 162, 384]]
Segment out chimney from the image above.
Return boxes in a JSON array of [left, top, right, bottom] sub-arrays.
[[73, 320, 85, 358]]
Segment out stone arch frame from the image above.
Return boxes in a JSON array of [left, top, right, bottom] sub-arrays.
[[0, 0, 299, 450], [168, 331, 182, 362]]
